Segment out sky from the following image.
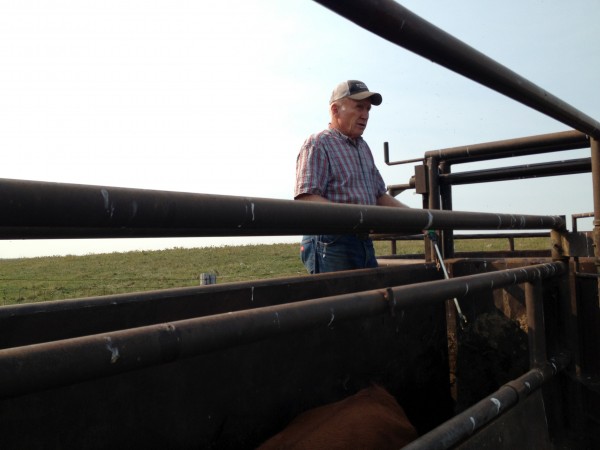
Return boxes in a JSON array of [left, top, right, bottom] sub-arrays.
[[1, 0, 599, 258]]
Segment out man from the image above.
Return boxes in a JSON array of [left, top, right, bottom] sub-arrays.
[[295, 80, 408, 274]]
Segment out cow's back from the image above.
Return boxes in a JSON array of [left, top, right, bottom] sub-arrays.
[[258, 384, 418, 449]]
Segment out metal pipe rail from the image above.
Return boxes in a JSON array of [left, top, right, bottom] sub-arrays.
[[572, 212, 594, 232], [313, 0, 600, 139], [440, 158, 591, 186], [372, 232, 550, 256], [372, 232, 549, 241], [0, 178, 565, 239], [427, 131, 590, 165], [388, 131, 589, 167], [384, 141, 424, 166], [0, 261, 565, 399], [402, 353, 571, 450]]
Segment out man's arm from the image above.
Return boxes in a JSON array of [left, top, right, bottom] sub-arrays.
[[376, 193, 409, 208], [295, 193, 330, 203], [297, 193, 407, 207]]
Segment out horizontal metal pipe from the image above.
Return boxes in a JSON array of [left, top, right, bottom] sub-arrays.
[[0, 178, 566, 239], [571, 212, 593, 232], [526, 280, 547, 368], [0, 264, 440, 349], [571, 212, 594, 219], [424, 131, 589, 163], [440, 158, 591, 186], [575, 272, 600, 279], [387, 182, 414, 197], [372, 232, 548, 241], [448, 232, 549, 240], [0, 262, 565, 398], [402, 353, 571, 450], [384, 141, 424, 166], [385, 157, 424, 166], [314, 0, 600, 138]]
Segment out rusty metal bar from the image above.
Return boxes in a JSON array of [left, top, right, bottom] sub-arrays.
[[439, 161, 454, 258], [372, 232, 548, 242], [0, 264, 440, 350], [440, 158, 591, 186], [0, 178, 566, 239], [402, 353, 571, 450], [387, 182, 414, 197], [425, 131, 589, 164], [526, 280, 547, 368], [574, 272, 600, 279], [0, 262, 565, 399], [387, 131, 588, 167], [572, 212, 594, 233], [384, 141, 424, 166], [426, 157, 441, 212], [572, 212, 595, 219], [591, 139, 600, 284], [570, 213, 593, 274], [313, 0, 600, 139], [426, 156, 441, 261], [551, 228, 567, 261]]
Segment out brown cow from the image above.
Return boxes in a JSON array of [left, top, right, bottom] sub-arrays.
[[257, 384, 418, 449]]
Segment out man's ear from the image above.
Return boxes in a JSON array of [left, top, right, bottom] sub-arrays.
[[330, 102, 338, 116]]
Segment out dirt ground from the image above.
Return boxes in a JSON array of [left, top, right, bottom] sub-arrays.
[[449, 311, 530, 412]]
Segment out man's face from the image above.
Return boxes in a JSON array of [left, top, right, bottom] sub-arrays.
[[334, 98, 372, 139]]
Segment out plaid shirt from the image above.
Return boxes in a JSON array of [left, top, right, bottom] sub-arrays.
[[295, 127, 387, 205]]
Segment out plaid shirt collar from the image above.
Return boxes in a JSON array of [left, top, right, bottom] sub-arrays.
[[327, 125, 363, 147]]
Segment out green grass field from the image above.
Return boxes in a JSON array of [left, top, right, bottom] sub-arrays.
[[0, 237, 550, 305]]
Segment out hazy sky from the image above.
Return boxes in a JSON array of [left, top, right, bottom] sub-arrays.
[[1, 0, 599, 258]]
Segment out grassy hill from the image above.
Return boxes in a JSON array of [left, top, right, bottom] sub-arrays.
[[0, 237, 549, 306]]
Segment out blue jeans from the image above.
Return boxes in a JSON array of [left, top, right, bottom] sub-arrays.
[[300, 234, 378, 274]]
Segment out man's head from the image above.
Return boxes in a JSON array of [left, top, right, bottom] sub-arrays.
[[329, 80, 382, 139]]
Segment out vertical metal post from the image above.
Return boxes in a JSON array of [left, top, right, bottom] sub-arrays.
[[525, 280, 546, 368], [422, 193, 431, 261], [440, 161, 454, 258], [199, 273, 217, 285], [551, 229, 566, 262], [560, 263, 587, 443], [590, 137, 600, 301], [548, 223, 586, 443], [426, 156, 441, 262], [426, 156, 441, 210]]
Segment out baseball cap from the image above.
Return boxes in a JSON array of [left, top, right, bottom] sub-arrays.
[[329, 80, 382, 106]]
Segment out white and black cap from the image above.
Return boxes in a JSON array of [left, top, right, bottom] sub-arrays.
[[329, 80, 382, 105]]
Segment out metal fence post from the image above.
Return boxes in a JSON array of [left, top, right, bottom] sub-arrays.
[[590, 138, 600, 296], [426, 156, 441, 262], [525, 279, 546, 368], [200, 273, 217, 285], [439, 160, 454, 259]]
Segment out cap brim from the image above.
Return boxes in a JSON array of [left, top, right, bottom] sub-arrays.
[[348, 91, 382, 106]]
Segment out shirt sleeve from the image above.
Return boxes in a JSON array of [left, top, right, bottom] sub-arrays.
[[373, 166, 387, 198], [362, 141, 387, 199], [294, 136, 329, 199]]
